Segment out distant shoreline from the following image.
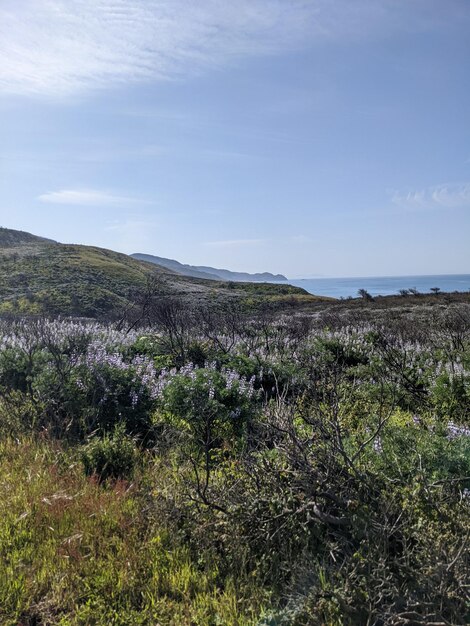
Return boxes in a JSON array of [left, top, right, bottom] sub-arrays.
[[288, 274, 470, 299]]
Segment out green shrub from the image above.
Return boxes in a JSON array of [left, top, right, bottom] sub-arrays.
[[81, 424, 139, 481], [159, 366, 257, 453], [431, 371, 470, 422]]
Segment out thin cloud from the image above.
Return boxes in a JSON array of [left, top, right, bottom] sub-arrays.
[[392, 183, 470, 211], [0, 0, 452, 98], [38, 188, 149, 207]]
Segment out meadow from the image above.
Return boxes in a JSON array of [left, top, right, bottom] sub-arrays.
[[0, 299, 469, 625]]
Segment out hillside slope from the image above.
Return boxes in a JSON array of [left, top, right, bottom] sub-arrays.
[[0, 228, 321, 317], [132, 252, 288, 282], [0, 226, 55, 251]]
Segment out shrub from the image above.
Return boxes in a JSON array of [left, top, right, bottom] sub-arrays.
[[81, 424, 139, 481], [431, 371, 470, 423], [158, 364, 258, 452], [358, 288, 373, 301]]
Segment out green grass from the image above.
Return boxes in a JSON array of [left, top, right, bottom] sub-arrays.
[[0, 437, 266, 625]]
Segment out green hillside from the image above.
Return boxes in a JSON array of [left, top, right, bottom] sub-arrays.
[[0, 226, 55, 247], [0, 228, 322, 317]]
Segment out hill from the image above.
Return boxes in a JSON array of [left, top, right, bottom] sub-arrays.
[[131, 252, 288, 282], [0, 226, 55, 249], [0, 228, 322, 317], [132, 253, 221, 280]]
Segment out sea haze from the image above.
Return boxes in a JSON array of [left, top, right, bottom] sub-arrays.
[[289, 275, 470, 299]]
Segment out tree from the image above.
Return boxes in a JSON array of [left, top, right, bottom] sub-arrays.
[[358, 288, 373, 301]]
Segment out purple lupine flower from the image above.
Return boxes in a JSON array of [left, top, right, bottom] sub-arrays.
[[447, 421, 470, 440], [130, 390, 139, 408]]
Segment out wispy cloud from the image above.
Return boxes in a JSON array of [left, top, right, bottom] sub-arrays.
[[0, 0, 451, 98], [38, 188, 149, 207], [204, 238, 266, 248], [392, 183, 470, 211]]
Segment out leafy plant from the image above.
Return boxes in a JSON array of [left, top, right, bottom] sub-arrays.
[[81, 424, 139, 481]]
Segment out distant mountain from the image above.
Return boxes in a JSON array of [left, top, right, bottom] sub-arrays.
[[132, 254, 222, 280], [131, 253, 288, 283], [194, 265, 288, 283], [0, 228, 320, 318]]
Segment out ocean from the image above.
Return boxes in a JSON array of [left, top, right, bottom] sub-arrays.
[[288, 274, 470, 299]]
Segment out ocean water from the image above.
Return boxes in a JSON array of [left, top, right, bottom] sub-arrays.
[[289, 274, 470, 299]]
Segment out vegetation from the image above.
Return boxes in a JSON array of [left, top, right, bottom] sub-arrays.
[[0, 228, 321, 318], [0, 300, 469, 625], [357, 288, 373, 301]]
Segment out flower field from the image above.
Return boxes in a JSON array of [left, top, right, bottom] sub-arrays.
[[0, 303, 469, 624]]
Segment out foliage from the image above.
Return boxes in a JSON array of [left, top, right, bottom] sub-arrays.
[[0, 303, 469, 624], [158, 364, 257, 441], [81, 424, 139, 481]]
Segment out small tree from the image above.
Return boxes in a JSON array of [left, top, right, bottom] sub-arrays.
[[430, 287, 441, 295], [358, 288, 373, 301]]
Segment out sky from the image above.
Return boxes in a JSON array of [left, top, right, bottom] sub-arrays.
[[0, 0, 469, 278]]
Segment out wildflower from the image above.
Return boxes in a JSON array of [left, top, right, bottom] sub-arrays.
[[447, 421, 470, 440], [130, 390, 139, 408]]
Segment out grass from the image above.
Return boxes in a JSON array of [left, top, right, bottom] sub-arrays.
[[0, 436, 266, 626]]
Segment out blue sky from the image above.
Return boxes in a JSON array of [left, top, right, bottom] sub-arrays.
[[0, 0, 469, 278]]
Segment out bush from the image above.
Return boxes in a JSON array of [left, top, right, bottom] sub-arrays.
[[81, 424, 139, 481], [158, 364, 258, 453], [431, 371, 470, 423]]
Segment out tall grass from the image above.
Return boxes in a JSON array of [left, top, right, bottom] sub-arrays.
[[0, 437, 265, 625]]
